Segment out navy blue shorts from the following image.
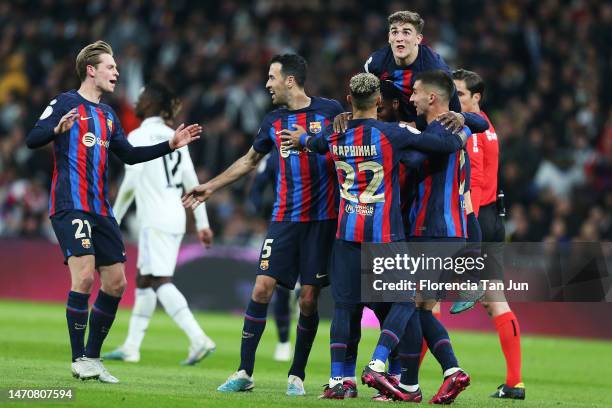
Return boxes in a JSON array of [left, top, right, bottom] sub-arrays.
[[256, 220, 336, 289], [331, 239, 410, 304], [50, 210, 126, 267], [408, 236, 466, 301]]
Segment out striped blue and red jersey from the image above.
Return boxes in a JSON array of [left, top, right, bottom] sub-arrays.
[[28, 90, 172, 218], [409, 121, 472, 239], [364, 46, 490, 135], [252, 96, 344, 222], [365, 45, 461, 124], [306, 119, 465, 243]]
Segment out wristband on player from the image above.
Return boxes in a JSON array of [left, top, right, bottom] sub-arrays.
[[299, 133, 310, 147]]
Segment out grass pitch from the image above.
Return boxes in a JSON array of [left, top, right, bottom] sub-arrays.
[[0, 300, 611, 407]]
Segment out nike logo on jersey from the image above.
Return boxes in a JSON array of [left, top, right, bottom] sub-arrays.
[[316, 273, 328, 279], [80, 116, 92, 121]]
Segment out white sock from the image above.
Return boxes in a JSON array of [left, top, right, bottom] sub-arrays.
[[157, 283, 206, 345], [368, 359, 386, 372], [123, 288, 157, 352], [443, 367, 461, 378], [329, 377, 343, 387], [343, 376, 356, 383], [399, 383, 419, 392]]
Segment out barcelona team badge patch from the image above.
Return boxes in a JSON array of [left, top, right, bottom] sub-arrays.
[[309, 121, 322, 134], [260, 260, 269, 270], [107, 118, 113, 132], [81, 238, 91, 249]]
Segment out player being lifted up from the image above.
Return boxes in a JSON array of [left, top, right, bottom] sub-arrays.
[[182, 54, 344, 396], [26, 41, 202, 383], [452, 69, 524, 400], [280, 73, 470, 400], [103, 82, 216, 366], [335, 11, 488, 136]]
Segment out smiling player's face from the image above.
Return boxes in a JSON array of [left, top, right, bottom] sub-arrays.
[[266, 63, 289, 106], [388, 22, 422, 62], [409, 80, 432, 117], [92, 53, 119, 94]]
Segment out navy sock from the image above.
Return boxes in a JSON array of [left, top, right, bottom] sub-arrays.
[[273, 288, 291, 343], [66, 291, 90, 362], [288, 312, 319, 380], [388, 350, 401, 376], [330, 303, 357, 379], [238, 300, 268, 376], [344, 306, 362, 378], [399, 312, 423, 385], [372, 302, 415, 363], [420, 309, 458, 372], [85, 290, 120, 358]]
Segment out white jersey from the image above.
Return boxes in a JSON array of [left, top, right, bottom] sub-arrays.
[[113, 116, 209, 234]]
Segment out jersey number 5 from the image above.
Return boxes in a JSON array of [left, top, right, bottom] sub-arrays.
[[335, 161, 385, 203]]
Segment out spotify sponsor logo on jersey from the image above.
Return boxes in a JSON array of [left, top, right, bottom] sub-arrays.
[[82, 132, 109, 148]]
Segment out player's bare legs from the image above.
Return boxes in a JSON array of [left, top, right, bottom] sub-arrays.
[[68, 255, 96, 293], [481, 288, 524, 399], [98, 262, 127, 297]]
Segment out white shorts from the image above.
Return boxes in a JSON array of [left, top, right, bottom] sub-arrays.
[[137, 228, 183, 277]]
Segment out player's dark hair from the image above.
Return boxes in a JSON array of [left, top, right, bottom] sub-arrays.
[[414, 70, 454, 103], [380, 80, 401, 101], [137, 82, 181, 121], [269, 54, 308, 87], [452, 69, 485, 99], [388, 11, 425, 34]]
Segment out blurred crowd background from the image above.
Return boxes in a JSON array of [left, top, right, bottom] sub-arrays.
[[0, 0, 610, 246]]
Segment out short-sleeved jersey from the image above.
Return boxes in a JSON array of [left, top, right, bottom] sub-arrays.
[[252, 96, 344, 222], [364, 45, 458, 123], [31, 90, 129, 217], [409, 121, 471, 238], [466, 111, 499, 215], [309, 119, 462, 243]]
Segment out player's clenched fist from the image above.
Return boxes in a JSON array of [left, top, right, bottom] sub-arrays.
[[53, 109, 80, 134], [182, 183, 214, 210]]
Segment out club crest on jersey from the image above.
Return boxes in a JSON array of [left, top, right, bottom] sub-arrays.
[[260, 260, 269, 270], [107, 118, 113, 132], [82, 132, 96, 147], [309, 121, 322, 134], [81, 238, 91, 249]]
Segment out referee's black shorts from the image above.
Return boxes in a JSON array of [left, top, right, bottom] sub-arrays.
[[477, 202, 505, 280]]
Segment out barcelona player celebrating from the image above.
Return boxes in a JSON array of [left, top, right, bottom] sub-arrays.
[[26, 41, 202, 383]]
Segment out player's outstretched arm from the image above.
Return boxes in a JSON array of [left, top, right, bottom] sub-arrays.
[[110, 123, 202, 165], [400, 123, 470, 154], [26, 109, 80, 148], [182, 147, 265, 209]]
